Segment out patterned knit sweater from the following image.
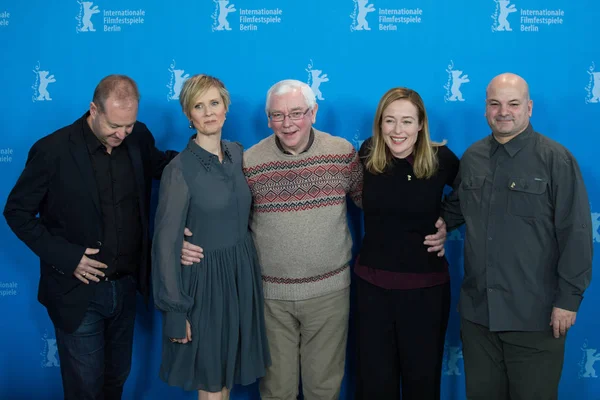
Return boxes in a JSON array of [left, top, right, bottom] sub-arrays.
[[243, 129, 363, 301]]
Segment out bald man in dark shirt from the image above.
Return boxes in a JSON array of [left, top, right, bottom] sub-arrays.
[[442, 73, 593, 400]]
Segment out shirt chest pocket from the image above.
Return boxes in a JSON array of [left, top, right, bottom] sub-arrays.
[[507, 177, 548, 218], [459, 175, 485, 215]]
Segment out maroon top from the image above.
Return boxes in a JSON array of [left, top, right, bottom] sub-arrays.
[[354, 257, 449, 290]]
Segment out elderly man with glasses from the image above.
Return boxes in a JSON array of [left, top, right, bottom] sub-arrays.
[[240, 79, 362, 399]]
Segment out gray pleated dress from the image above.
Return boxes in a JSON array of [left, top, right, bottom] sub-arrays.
[[152, 138, 270, 392]]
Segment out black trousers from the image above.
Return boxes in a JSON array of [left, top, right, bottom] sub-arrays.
[[461, 318, 566, 400], [355, 278, 450, 400]]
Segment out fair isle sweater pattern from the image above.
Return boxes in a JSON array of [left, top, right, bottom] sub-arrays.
[[246, 153, 359, 213], [243, 130, 363, 300]]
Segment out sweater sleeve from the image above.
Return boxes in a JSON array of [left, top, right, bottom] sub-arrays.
[[151, 161, 193, 339], [348, 146, 364, 209]]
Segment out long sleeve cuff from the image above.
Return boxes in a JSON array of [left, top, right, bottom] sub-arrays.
[[554, 293, 583, 312], [163, 311, 188, 339]]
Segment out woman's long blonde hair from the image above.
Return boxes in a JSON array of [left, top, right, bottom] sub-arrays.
[[365, 87, 446, 179]]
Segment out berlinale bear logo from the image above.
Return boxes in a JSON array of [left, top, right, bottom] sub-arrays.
[[41, 332, 60, 368], [306, 60, 329, 101], [585, 63, 600, 104], [212, 0, 237, 31], [76, 1, 101, 33], [350, 0, 375, 31], [580, 340, 600, 379], [32, 62, 56, 102], [167, 60, 190, 101], [444, 61, 470, 102], [491, 0, 517, 32]]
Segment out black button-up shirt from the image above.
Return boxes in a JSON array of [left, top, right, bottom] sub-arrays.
[[442, 124, 593, 331], [83, 119, 142, 278]]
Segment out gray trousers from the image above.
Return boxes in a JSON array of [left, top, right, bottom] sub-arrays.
[[259, 287, 350, 400], [461, 318, 566, 400]]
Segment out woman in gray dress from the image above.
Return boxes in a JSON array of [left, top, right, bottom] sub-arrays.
[[152, 74, 270, 400]]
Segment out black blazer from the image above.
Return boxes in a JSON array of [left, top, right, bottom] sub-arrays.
[[4, 113, 177, 333]]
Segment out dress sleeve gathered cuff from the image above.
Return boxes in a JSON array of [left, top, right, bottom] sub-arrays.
[[163, 311, 188, 339]]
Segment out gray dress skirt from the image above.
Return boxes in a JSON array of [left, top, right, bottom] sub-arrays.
[[152, 138, 270, 392]]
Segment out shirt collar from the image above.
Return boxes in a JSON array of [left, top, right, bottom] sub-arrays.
[[489, 123, 534, 158], [186, 135, 233, 171], [82, 111, 108, 155], [275, 128, 315, 155]]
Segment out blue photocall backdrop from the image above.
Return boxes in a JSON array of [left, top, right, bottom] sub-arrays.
[[0, 0, 599, 398]]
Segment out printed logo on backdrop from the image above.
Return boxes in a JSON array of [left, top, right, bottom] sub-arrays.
[[592, 208, 600, 244], [75, 0, 145, 33], [0, 281, 17, 296], [447, 229, 463, 241], [579, 340, 600, 378], [167, 60, 189, 101], [444, 61, 470, 103], [491, 0, 565, 33], [350, 0, 375, 31], [41, 330, 60, 368], [212, 0, 236, 31], [76, 1, 100, 31], [0, 148, 13, 164], [350, 0, 423, 32], [353, 130, 366, 151], [32, 62, 56, 102], [442, 344, 463, 376], [0, 10, 10, 27], [491, 0, 517, 31], [211, 0, 283, 32], [585, 62, 600, 104], [306, 60, 329, 101]]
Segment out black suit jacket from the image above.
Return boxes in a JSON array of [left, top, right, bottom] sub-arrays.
[[4, 113, 177, 333]]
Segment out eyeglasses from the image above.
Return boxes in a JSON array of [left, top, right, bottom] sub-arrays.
[[268, 108, 311, 122]]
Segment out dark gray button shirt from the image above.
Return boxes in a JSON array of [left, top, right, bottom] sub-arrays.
[[442, 124, 593, 331]]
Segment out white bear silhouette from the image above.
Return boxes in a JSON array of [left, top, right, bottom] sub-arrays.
[[589, 72, 600, 103], [37, 71, 56, 101], [592, 213, 600, 243], [584, 348, 600, 378], [80, 1, 100, 32], [355, 0, 375, 31], [448, 70, 470, 101], [446, 347, 463, 376], [496, 0, 517, 31], [171, 70, 190, 100], [45, 339, 60, 367], [447, 229, 463, 241], [309, 69, 329, 101], [215, 1, 236, 31]]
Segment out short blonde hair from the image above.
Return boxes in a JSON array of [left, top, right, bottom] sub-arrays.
[[179, 74, 231, 117], [366, 87, 445, 179]]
